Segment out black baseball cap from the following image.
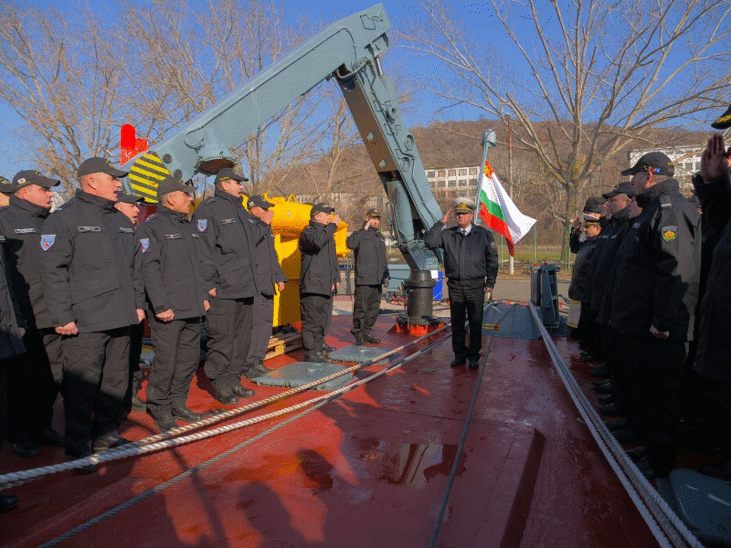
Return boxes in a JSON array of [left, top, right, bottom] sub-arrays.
[[156, 176, 195, 200], [602, 182, 636, 199], [310, 203, 334, 217], [583, 196, 606, 214], [248, 194, 274, 210], [621, 152, 674, 177], [712, 103, 731, 130], [0, 176, 14, 194], [116, 191, 146, 204], [13, 170, 61, 190], [214, 167, 248, 184], [366, 208, 381, 218], [77, 156, 128, 178]]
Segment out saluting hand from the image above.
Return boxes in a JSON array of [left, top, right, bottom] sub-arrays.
[[330, 214, 340, 225], [262, 210, 274, 225], [441, 208, 453, 225], [276, 282, 286, 292], [700, 133, 731, 182]]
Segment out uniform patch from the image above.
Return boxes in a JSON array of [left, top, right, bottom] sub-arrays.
[[40, 234, 55, 251], [197, 219, 208, 232], [140, 238, 150, 253], [14, 228, 36, 234], [661, 225, 677, 242], [221, 218, 236, 225], [0, 236, 5, 242], [119, 227, 133, 233], [164, 234, 181, 239], [77, 226, 101, 232]]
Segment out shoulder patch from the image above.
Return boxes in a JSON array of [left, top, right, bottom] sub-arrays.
[[140, 238, 150, 253], [661, 225, 677, 242], [40, 234, 56, 251], [197, 219, 208, 232], [660, 195, 672, 208]]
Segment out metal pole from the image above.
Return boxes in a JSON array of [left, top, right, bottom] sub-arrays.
[[507, 116, 514, 275], [474, 129, 496, 227]]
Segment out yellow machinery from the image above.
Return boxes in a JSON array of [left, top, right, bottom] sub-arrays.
[[245, 195, 349, 326]]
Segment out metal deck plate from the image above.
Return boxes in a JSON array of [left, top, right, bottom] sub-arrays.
[[483, 303, 541, 339], [328, 345, 390, 364], [253, 362, 353, 391], [669, 468, 731, 547]]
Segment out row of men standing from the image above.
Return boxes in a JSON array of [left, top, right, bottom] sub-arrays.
[[568, 123, 731, 481], [0, 159, 291, 487]]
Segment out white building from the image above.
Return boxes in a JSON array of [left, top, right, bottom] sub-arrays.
[[628, 146, 703, 190], [425, 165, 481, 203]]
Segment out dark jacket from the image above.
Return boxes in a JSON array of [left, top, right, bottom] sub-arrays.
[[253, 219, 287, 297], [299, 220, 339, 295], [38, 190, 142, 333], [347, 225, 390, 286], [609, 179, 701, 340], [136, 205, 208, 319], [425, 222, 498, 287], [0, 248, 25, 359], [598, 209, 634, 327], [0, 195, 52, 329], [191, 189, 262, 300], [590, 207, 631, 313], [693, 172, 731, 380], [568, 233, 599, 302]]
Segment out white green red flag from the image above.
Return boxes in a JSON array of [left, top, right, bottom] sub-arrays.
[[478, 160, 536, 256]]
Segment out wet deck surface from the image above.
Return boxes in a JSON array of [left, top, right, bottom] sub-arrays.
[[0, 311, 658, 547]]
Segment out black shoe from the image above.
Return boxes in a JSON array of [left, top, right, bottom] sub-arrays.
[[591, 366, 611, 378], [613, 428, 642, 444], [451, 357, 466, 367], [634, 456, 656, 481], [468, 359, 479, 370], [604, 419, 628, 432], [171, 407, 204, 422], [583, 354, 603, 363], [625, 446, 647, 463], [321, 345, 337, 353], [599, 402, 627, 417], [592, 378, 612, 388], [92, 432, 131, 453], [231, 385, 255, 399], [12, 439, 40, 458], [701, 458, 731, 481], [130, 394, 147, 412], [242, 368, 264, 380], [215, 391, 239, 405], [593, 382, 614, 395], [363, 335, 380, 344], [304, 351, 326, 362], [68, 449, 97, 475], [354, 338, 365, 346], [154, 415, 178, 433], [34, 427, 65, 447], [597, 394, 616, 405], [0, 494, 18, 513]]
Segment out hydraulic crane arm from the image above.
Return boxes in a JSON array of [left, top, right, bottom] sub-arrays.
[[127, 3, 442, 272]]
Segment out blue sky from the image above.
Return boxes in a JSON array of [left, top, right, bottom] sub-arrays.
[[0, 0, 498, 179]]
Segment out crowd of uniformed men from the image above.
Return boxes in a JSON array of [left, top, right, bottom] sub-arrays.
[[0, 158, 396, 511], [568, 102, 731, 481]]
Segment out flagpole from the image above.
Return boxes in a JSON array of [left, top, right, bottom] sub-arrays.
[[474, 129, 496, 227]]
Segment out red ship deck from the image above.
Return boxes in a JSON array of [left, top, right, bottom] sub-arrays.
[[0, 314, 659, 547]]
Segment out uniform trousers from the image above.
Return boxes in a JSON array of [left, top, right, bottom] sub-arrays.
[[627, 333, 687, 474], [62, 327, 130, 455], [352, 285, 381, 338], [146, 316, 201, 420], [204, 297, 253, 393], [300, 292, 333, 355], [448, 279, 485, 362], [122, 322, 144, 418], [7, 329, 62, 441], [244, 294, 274, 370]]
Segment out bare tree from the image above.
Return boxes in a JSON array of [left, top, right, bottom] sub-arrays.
[[402, 0, 731, 260], [0, 5, 123, 190]]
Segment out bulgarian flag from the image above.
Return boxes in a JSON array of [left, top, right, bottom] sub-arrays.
[[479, 160, 536, 256]]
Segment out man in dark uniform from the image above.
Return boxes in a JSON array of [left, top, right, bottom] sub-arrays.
[[0, 170, 65, 459], [0, 177, 12, 208], [347, 207, 390, 345], [114, 192, 147, 416], [425, 198, 498, 370], [0, 227, 25, 511], [191, 168, 259, 404], [243, 195, 287, 378], [299, 203, 340, 362], [691, 111, 731, 479], [136, 176, 209, 432], [610, 152, 701, 479], [568, 203, 602, 343], [39, 157, 145, 473]]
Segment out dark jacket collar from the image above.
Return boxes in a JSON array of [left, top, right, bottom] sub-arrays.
[[637, 179, 679, 208], [157, 203, 188, 222], [75, 189, 116, 211], [9, 194, 50, 219], [610, 206, 631, 225], [214, 188, 244, 207]]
